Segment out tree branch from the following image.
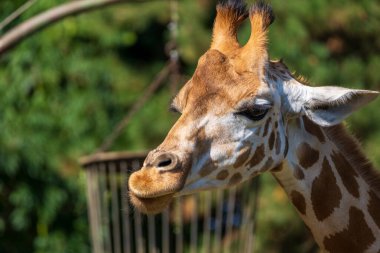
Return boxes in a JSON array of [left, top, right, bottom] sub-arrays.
[[0, 0, 38, 31], [0, 0, 128, 55], [97, 61, 173, 152]]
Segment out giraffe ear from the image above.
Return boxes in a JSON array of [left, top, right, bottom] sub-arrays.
[[302, 86, 379, 126]]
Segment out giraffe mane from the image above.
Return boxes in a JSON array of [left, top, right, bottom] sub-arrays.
[[292, 74, 311, 86], [325, 123, 380, 197]]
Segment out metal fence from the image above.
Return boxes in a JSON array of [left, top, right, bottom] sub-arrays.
[[81, 151, 260, 253]]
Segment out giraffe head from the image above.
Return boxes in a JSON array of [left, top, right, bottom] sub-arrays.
[[128, 0, 378, 214]]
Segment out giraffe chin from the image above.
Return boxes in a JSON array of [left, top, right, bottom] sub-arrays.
[[129, 192, 174, 214]]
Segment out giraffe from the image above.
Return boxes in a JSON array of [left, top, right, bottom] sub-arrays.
[[128, 1, 380, 252]]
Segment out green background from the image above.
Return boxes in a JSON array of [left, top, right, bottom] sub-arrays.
[[1, 0, 379, 252]]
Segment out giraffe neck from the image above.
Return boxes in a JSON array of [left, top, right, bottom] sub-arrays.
[[272, 116, 380, 253]]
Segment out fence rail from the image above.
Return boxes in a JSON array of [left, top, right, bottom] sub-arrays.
[[81, 151, 260, 253]]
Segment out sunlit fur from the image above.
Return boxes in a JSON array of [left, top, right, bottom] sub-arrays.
[[129, 2, 380, 251], [129, 0, 276, 213]]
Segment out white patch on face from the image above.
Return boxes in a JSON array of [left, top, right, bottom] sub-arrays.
[[181, 112, 265, 193], [178, 82, 291, 195], [184, 114, 244, 179]]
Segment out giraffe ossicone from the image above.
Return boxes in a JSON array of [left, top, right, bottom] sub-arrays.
[[128, 1, 380, 251]]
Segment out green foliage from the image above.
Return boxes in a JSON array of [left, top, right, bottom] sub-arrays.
[[0, 0, 379, 252]]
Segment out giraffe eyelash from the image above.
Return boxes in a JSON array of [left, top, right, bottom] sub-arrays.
[[235, 104, 271, 121], [169, 103, 181, 114]]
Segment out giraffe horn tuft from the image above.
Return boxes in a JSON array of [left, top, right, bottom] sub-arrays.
[[210, 0, 248, 54], [240, 1, 275, 72], [249, 1, 275, 30], [218, 0, 248, 19]]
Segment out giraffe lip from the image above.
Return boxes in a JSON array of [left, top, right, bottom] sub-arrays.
[[129, 186, 181, 199], [130, 191, 173, 199], [130, 191, 175, 199], [129, 192, 174, 214], [128, 162, 189, 200]]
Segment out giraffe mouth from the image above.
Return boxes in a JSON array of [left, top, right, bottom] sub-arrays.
[[128, 181, 182, 214], [128, 187, 178, 199], [128, 164, 189, 214], [129, 192, 174, 214]]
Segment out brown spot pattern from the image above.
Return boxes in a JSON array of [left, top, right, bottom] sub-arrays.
[[283, 138, 289, 157], [368, 191, 380, 230], [263, 117, 271, 137], [228, 173, 242, 186], [191, 127, 206, 145], [303, 116, 325, 143], [311, 158, 342, 221], [331, 151, 360, 198], [271, 163, 283, 172], [290, 191, 306, 215], [296, 142, 319, 169], [193, 127, 211, 175], [273, 175, 285, 188], [246, 144, 265, 168], [198, 160, 218, 177], [293, 164, 305, 180], [250, 171, 259, 178], [233, 146, 251, 168], [269, 131, 275, 150], [255, 126, 262, 136], [275, 131, 281, 155], [216, 170, 229, 180], [323, 207, 375, 253], [262, 157, 274, 171]]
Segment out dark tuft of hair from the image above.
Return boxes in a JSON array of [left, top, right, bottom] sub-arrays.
[[250, 1, 275, 29], [217, 0, 248, 20]]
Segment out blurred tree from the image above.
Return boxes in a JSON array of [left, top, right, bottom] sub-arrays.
[[0, 0, 379, 253]]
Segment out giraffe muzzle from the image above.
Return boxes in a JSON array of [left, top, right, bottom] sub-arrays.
[[128, 151, 189, 214]]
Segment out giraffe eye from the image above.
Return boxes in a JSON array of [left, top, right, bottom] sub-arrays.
[[236, 106, 270, 121], [169, 103, 181, 114]]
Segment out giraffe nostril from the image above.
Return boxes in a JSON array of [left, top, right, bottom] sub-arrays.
[[150, 152, 179, 171], [157, 158, 172, 168]]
